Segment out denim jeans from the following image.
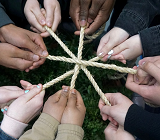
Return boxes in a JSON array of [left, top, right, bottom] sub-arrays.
[[0, 129, 17, 140]]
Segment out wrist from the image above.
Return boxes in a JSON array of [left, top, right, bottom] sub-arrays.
[[1, 114, 28, 138]]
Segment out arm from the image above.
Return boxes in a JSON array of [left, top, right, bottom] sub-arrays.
[[0, 3, 14, 28], [115, 0, 160, 36], [19, 113, 59, 140], [139, 25, 160, 57], [124, 104, 160, 140]]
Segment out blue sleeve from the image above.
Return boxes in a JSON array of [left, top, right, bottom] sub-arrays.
[[0, 3, 14, 28], [0, 129, 17, 140]]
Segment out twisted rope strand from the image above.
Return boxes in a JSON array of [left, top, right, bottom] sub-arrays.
[[43, 26, 137, 105], [70, 27, 85, 89], [47, 55, 137, 74]]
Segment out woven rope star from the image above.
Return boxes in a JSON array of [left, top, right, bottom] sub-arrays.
[[42, 26, 137, 106]]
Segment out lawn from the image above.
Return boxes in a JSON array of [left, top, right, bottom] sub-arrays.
[[0, 31, 132, 140]]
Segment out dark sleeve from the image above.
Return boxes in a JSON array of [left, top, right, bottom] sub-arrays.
[[124, 104, 160, 140], [139, 25, 160, 57], [0, 129, 17, 140], [0, 3, 14, 28], [0, 0, 27, 19], [115, 0, 160, 36]]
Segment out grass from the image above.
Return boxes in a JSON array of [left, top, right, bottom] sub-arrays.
[[0, 32, 132, 139]]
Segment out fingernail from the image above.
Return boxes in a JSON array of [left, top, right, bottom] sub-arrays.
[[63, 87, 69, 92], [47, 21, 52, 27], [33, 55, 39, 61], [37, 85, 40, 88], [4, 108, 7, 111], [136, 77, 139, 82], [88, 18, 93, 23], [1, 109, 4, 112], [42, 50, 48, 56], [98, 52, 105, 58], [142, 62, 146, 65], [108, 50, 114, 55], [80, 20, 87, 27], [25, 90, 29, 93], [41, 19, 45, 25], [108, 55, 111, 59], [71, 90, 76, 94]]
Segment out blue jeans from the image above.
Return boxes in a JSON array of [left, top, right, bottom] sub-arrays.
[[0, 128, 17, 140]]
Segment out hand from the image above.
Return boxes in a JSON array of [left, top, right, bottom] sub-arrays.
[[98, 93, 133, 126], [6, 84, 45, 123], [126, 58, 160, 106], [97, 27, 129, 62], [133, 56, 160, 85], [109, 34, 143, 64], [0, 24, 48, 72], [70, 0, 115, 35], [0, 43, 34, 71], [104, 122, 135, 140], [24, 0, 61, 37], [0, 86, 24, 108], [43, 86, 70, 122], [61, 89, 86, 127]]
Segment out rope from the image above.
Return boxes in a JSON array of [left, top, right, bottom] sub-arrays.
[[43, 26, 137, 106], [47, 55, 136, 74]]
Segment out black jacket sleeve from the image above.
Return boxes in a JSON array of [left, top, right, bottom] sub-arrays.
[[0, 3, 14, 28], [139, 25, 160, 57], [124, 104, 160, 140], [115, 0, 160, 36]]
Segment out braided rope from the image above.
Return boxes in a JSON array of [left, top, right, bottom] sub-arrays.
[[43, 26, 137, 105]]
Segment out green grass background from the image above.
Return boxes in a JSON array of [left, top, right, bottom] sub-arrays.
[[0, 32, 132, 140]]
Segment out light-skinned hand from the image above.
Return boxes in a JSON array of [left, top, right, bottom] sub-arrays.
[[133, 56, 160, 85], [109, 34, 143, 64], [97, 27, 129, 62], [0, 24, 48, 72], [70, 0, 115, 35], [61, 89, 86, 127], [24, 0, 61, 37], [104, 122, 135, 140], [98, 93, 133, 126], [6, 84, 45, 124], [126, 58, 160, 106], [0, 86, 24, 107], [43, 86, 70, 122]]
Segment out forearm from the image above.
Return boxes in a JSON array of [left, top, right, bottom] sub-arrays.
[[0, 114, 28, 139], [115, 0, 160, 36], [19, 113, 59, 140], [124, 104, 160, 140], [55, 124, 84, 140], [139, 25, 160, 57]]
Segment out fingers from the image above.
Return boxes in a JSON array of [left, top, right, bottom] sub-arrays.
[[79, 0, 91, 27], [15, 48, 39, 62], [88, 0, 103, 23], [29, 33, 48, 57], [67, 89, 78, 107], [140, 61, 160, 83], [21, 84, 42, 102], [58, 86, 69, 105]]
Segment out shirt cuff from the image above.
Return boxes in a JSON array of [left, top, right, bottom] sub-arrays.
[[1, 114, 28, 138]]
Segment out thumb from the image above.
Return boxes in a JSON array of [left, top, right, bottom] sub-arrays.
[[101, 105, 113, 117], [140, 61, 160, 83]]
